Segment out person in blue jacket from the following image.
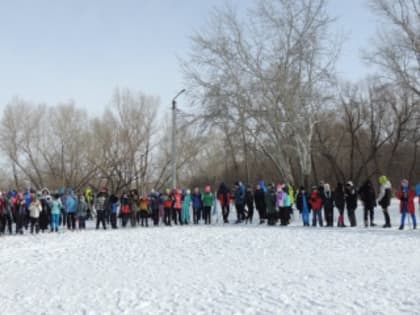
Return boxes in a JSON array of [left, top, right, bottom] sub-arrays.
[[64, 189, 78, 230], [296, 186, 310, 226], [191, 188, 202, 224], [234, 181, 246, 223]]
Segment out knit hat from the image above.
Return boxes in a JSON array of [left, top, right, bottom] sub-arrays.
[[347, 181, 353, 187], [401, 179, 409, 187], [379, 176, 388, 185]]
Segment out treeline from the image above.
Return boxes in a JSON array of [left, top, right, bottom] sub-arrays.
[[1, 0, 419, 191]]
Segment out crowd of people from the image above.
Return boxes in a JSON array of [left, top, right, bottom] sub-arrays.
[[0, 176, 418, 236]]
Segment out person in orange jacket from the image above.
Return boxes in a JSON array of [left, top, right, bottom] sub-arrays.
[[397, 179, 416, 230], [309, 186, 323, 227]]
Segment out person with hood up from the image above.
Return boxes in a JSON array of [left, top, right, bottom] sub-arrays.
[[108, 192, 119, 229], [161, 188, 174, 226], [377, 175, 392, 228], [296, 186, 310, 226], [139, 193, 149, 227], [358, 179, 377, 227], [345, 181, 358, 227], [181, 189, 192, 225], [217, 182, 231, 224], [397, 179, 416, 230], [277, 185, 291, 226], [39, 189, 51, 232], [233, 181, 246, 223], [191, 187, 202, 224], [322, 183, 335, 227], [334, 183, 346, 227], [254, 183, 267, 224]]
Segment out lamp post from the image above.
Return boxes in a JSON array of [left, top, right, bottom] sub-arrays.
[[171, 89, 186, 189]]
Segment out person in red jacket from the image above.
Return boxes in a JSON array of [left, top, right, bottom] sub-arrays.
[[217, 183, 232, 223], [310, 186, 323, 227], [397, 179, 416, 230]]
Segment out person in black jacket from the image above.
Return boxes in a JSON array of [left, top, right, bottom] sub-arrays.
[[345, 181, 358, 227], [322, 183, 334, 227], [245, 186, 254, 224], [254, 184, 266, 224], [334, 183, 346, 227], [358, 179, 377, 227], [296, 186, 310, 226], [377, 176, 392, 228]]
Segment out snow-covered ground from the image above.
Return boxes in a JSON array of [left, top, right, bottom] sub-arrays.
[[1, 199, 420, 315]]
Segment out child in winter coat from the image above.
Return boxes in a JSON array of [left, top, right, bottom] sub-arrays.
[[296, 187, 310, 227], [108, 193, 119, 229], [49, 194, 62, 232], [277, 185, 290, 226], [130, 190, 140, 227], [201, 185, 214, 225], [0, 193, 13, 235], [245, 186, 254, 224], [149, 189, 160, 226], [119, 192, 131, 228], [309, 186, 323, 227], [181, 189, 192, 225], [77, 195, 88, 230], [397, 179, 416, 230], [217, 183, 231, 224], [265, 184, 277, 226], [139, 194, 149, 227], [161, 189, 173, 226], [322, 183, 334, 227], [254, 183, 267, 224], [191, 188, 202, 224], [334, 183, 346, 227], [377, 175, 392, 228], [29, 196, 42, 234], [172, 189, 182, 225]]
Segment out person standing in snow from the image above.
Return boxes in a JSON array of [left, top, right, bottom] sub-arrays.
[[0, 193, 13, 235], [377, 175, 392, 228], [130, 190, 139, 227], [296, 186, 310, 226], [64, 189, 78, 230], [309, 186, 323, 227], [15, 197, 27, 234], [345, 181, 358, 227], [181, 189, 192, 225], [161, 189, 174, 226], [397, 179, 416, 230], [265, 184, 277, 226], [149, 189, 160, 226], [201, 185, 214, 225], [94, 189, 108, 230], [245, 186, 254, 224], [49, 194, 62, 232], [322, 183, 334, 227], [334, 183, 346, 227], [29, 195, 42, 234], [191, 187, 202, 224], [233, 181, 246, 223], [358, 179, 377, 227], [254, 183, 267, 224], [139, 193, 149, 227], [217, 183, 231, 224], [119, 192, 131, 227], [277, 185, 291, 226], [39, 190, 51, 232], [172, 189, 182, 225], [77, 194, 88, 230], [108, 193, 119, 229]]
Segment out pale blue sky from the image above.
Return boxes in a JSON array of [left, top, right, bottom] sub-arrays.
[[0, 0, 378, 115]]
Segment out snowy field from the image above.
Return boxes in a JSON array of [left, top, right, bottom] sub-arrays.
[[1, 200, 420, 315]]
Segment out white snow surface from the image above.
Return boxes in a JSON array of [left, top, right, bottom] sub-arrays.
[[1, 199, 420, 315]]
